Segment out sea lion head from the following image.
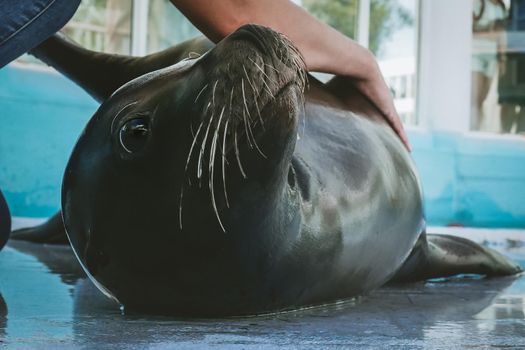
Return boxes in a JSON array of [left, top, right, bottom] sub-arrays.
[[62, 24, 307, 311]]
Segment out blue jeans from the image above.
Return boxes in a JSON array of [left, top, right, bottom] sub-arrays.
[[0, 0, 81, 68], [0, 0, 81, 249]]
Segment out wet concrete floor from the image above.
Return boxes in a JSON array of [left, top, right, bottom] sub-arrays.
[[1, 227, 524, 349]]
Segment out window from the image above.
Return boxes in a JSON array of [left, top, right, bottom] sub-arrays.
[[302, 0, 360, 39], [471, 0, 525, 134], [147, 0, 201, 54], [16, 0, 132, 65], [370, 0, 418, 125], [63, 0, 132, 55], [14, 0, 420, 128], [302, 0, 419, 126]]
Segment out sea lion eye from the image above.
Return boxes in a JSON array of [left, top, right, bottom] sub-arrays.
[[119, 117, 150, 153]]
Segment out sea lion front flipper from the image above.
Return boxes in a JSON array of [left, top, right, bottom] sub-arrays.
[[10, 212, 68, 244], [390, 233, 522, 283], [30, 33, 213, 102]]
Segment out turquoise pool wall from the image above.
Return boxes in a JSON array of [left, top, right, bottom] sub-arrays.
[[1, 65, 524, 227]]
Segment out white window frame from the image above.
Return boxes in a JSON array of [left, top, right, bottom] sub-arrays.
[[131, 0, 150, 56], [357, 0, 371, 48], [416, 0, 472, 132]]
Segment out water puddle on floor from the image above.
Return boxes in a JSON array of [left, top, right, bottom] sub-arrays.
[[1, 233, 524, 349]]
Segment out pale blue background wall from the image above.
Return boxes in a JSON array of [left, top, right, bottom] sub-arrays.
[[1, 65, 524, 227]]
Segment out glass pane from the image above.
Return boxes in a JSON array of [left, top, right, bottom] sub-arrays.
[[472, 0, 525, 134], [15, 0, 131, 65], [302, 0, 359, 39], [300, 0, 357, 82], [63, 0, 131, 55], [147, 0, 201, 54], [370, 0, 418, 125]]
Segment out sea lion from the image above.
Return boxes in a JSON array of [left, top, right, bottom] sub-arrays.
[[14, 25, 521, 316]]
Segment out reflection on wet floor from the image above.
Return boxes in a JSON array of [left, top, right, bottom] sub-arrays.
[[1, 234, 525, 349]]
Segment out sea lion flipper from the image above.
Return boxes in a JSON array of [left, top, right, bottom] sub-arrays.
[[424, 234, 522, 277], [10, 212, 68, 244], [30, 33, 135, 102], [30, 33, 213, 102], [391, 233, 522, 283]]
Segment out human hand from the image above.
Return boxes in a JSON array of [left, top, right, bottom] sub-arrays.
[[353, 65, 411, 151], [326, 67, 411, 152]]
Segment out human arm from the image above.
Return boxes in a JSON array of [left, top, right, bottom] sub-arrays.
[[170, 0, 410, 150]]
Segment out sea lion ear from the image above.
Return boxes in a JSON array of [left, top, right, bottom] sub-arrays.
[[30, 32, 214, 102]]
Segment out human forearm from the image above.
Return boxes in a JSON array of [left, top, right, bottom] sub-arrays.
[[170, 0, 410, 150], [170, 0, 374, 75]]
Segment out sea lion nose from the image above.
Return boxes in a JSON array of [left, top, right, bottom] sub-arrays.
[[230, 24, 270, 53]]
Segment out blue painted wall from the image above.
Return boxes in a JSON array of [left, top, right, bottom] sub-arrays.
[[1, 65, 524, 227], [0, 65, 97, 217], [410, 131, 525, 228]]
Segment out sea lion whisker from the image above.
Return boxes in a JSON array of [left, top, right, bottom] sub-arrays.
[[234, 129, 247, 179], [209, 107, 226, 233], [264, 63, 280, 73], [222, 118, 231, 208], [194, 83, 209, 103], [184, 119, 205, 173], [242, 66, 265, 130], [212, 80, 219, 108], [197, 110, 215, 182], [210, 106, 227, 177], [240, 79, 254, 150], [229, 88, 234, 114], [242, 108, 254, 150], [291, 49, 308, 93], [242, 65, 261, 99], [296, 66, 308, 93], [190, 124, 195, 138], [278, 44, 286, 63], [178, 185, 185, 230], [226, 89, 237, 163], [248, 58, 275, 98], [249, 57, 278, 86], [260, 78, 275, 99], [241, 77, 263, 141], [214, 106, 231, 168], [248, 128, 267, 159], [242, 79, 267, 159], [241, 79, 253, 122], [204, 101, 212, 115]]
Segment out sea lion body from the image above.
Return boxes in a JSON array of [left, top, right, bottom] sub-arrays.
[[14, 25, 520, 316]]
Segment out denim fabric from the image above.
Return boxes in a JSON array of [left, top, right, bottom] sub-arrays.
[[0, 0, 81, 68], [0, 0, 80, 250], [0, 190, 10, 251]]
